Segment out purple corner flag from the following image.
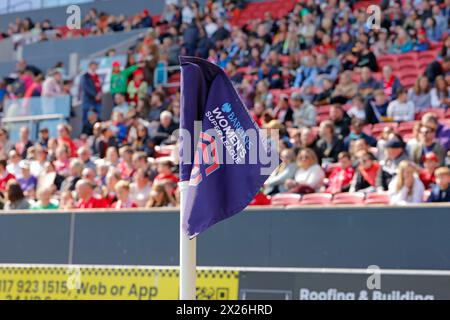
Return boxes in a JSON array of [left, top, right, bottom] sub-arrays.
[[179, 56, 278, 238]]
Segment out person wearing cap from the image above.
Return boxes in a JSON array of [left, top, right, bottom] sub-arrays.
[[291, 92, 316, 128], [42, 68, 63, 97], [17, 160, 37, 198], [411, 124, 445, 166], [419, 152, 440, 189], [127, 68, 148, 107], [427, 167, 450, 203], [376, 135, 409, 191], [110, 60, 139, 96], [80, 60, 102, 123]]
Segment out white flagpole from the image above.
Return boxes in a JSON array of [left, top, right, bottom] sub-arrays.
[[178, 180, 196, 300]]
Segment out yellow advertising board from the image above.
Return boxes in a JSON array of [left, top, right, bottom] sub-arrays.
[[0, 265, 239, 300]]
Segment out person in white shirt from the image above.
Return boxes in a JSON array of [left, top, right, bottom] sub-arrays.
[[387, 88, 415, 122], [285, 148, 325, 193], [42, 69, 63, 97], [388, 160, 424, 205], [346, 95, 366, 121], [112, 93, 130, 117]]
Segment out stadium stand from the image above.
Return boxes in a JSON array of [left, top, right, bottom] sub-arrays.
[[0, 0, 449, 211]]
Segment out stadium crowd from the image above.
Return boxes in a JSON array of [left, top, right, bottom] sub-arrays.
[[0, 0, 449, 210]]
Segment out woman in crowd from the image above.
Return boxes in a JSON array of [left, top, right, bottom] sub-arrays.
[[146, 183, 175, 208], [408, 76, 432, 112], [111, 180, 138, 209], [284, 148, 325, 194], [4, 180, 30, 210], [264, 148, 297, 195], [388, 160, 425, 205], [350, 150, 380, 193], [430, 76, 450, 109]]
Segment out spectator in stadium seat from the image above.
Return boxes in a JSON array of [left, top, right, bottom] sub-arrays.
[[346, 95, 366, 121], [358, 67, 381, 98], [372, 28, 391, 57], [365, 89, 390, 124], [82, 110, 100, 137], [0, 128, 13, 159], [76, 146, 95, 171], [111, 180, 138, 209], [421, 113, 450, 152], [273, 94, 293, 126], [388, 160, 425, 205], [30, 145, 47, 178], [264, 148, 297, 195], [130, 168, 152, 208], [154, 111, 178, 145], [349, 151, 380, 193], [425, 17, 443, 43], [7, 150, 22, 179], [4, 180, 30, 210], [42, 69, 63, 97], [408, 76, 432, 112], [387, 88, 415, 122], [31, 187, 59, 210], [53, 146, 71, 177], [146, 183, 176, 208], [15, 126, 33, 159], [346, 119, 376, 150], [57, 123, 77, 158], [154, 160, 178, 185], [284, 148, 325, 194], [291, 93, 316, 129], [60, 159, 83, 193], [37, 127, 49, 149], [419, 152, 440, 189], [127, 69, 148, 108], [377, 137, 409, 191], [430, 75, 450, 109], [75, 179, 107, 209], [427, 167, 450, 203], [0, 159, 15, 193], [411, 125, 445, 166], [313, 77, 335, 106], [112, 93, 131, 117], [390, 27, 414, 54], [293, 55, 317, 88], [353, 41, 378, 72], [329, 104, 351, 139], [80, 61, 102, 123], [316, 120, 345, 165], [148, 91, 167, 123], [331, 70, 358, 104], [17, 161, 37, 199], [381, 65, 402, 101], [326, 151, 355, 194]]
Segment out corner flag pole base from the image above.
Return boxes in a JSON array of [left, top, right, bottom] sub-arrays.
[[179, 181, 196, 300]]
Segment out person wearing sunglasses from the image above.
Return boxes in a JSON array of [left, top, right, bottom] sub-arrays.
[[411, 125, 445, 166]]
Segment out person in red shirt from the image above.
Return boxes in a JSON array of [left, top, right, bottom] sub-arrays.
[[75, 179, 108, 209], [326, 151, 355, 194], [57, 123, 77, 158], [0, 159, 15, 193], [419, 152, 439, 189], [111, 180, 137, 209], [154, 159, 179, 185]]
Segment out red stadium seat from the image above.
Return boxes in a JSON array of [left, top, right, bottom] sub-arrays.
[[364, 192, 390, 205], [270, 193, 302, 206], [300, 193, 332, 205], [400, 74, 419, 88], [396, 52, 418, 63], [332, 192, 365, 205], [372, 122, 398, 137], [398, 121, 419, 135], [418, 108, 446, 119]]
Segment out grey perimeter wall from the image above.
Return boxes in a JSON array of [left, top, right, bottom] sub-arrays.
[[0, 205, 449, 269]]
